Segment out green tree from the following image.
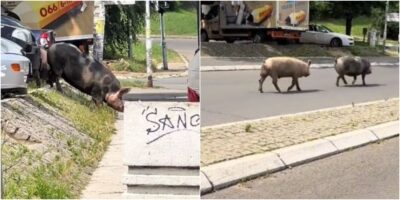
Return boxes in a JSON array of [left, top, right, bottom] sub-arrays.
[[104, 2, 146, 58], [310, 1, 386, 35]]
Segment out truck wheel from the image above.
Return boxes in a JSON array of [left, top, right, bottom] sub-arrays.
[[201, 31, 209, 42], [225, 38, 235, 43], [330, 38, 342, 47], [252, 33, 265, 43]]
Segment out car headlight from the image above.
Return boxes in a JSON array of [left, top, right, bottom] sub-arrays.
[[12, 28, 33, 43], [23, 61, 30, 73]]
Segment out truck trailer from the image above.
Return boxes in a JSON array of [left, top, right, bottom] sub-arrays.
[[1, 1, 94, 52], [201, 1, 309, 43]]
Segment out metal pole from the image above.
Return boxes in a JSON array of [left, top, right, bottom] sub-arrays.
[[128, 19, 132, 58], [146, 0, 153, 87], [161, 12, 168, 70], [382, 0, 389, 53]]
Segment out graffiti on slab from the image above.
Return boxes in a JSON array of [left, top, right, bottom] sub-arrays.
[[141, 106, 200, 144]]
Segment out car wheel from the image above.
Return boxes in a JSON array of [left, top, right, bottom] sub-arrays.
[[225, 38, 235, 43], [330, 38, 342, 47], [201, 31, 209, 42], [252, 32, 266, 43]]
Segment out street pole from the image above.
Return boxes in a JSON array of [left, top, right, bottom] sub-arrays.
[[161, 11, 168, 70], [146, 0, 153, 87], [128, 19, 132, 58], [382, 0, 389, 53]]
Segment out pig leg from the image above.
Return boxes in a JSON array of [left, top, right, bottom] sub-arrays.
[[287, 77, 296, 91], [362, 74, 366, 86], [341, 75, 348, 85], [272, 76, 281, 93], [55, 77, 63, 92], [336, 76, 341, 87], [258, 74, 267, 93], [91, 86, 104, 107], [34, 70, 41, 87], [352, 75, 357, 85], [295, 78, 302, 91]]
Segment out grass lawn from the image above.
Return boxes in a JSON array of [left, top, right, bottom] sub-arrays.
[[313, 16, 398, 44], [108, 41, 182, 72], [148, 8, 197, 36], [119, 79, 147, 88]]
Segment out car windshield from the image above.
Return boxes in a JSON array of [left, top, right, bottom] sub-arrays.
[[317, 25, 333, 33]]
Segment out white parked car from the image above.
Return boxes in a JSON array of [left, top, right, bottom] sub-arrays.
[[1, 38, 31, 97], [300, 24, 355, 47]]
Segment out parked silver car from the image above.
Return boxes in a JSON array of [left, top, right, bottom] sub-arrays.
[[1, 38, 30, 97], [300, 24, 355, 47]]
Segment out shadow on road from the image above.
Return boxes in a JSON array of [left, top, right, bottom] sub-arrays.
[[260, 89, 322, 94], [342, 83, 384, 88]]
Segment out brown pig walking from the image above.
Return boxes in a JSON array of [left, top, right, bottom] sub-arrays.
[[46, 43, 130, 112], [258, 57, 311, 93]]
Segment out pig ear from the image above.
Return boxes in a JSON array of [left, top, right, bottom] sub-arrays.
[[118, 88, 131, 98], [307, 60, 311, 66]]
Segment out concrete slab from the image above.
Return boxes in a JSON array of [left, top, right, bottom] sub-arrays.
[[367, 121, 399, 140], [123, 174, 199, 186], [123, 193, 199, 199], [202, 152, 285, 191], [273, 139, 337, 167], [325, 129, 378, 151]]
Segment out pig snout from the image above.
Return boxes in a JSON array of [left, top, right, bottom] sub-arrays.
[[107, 99, 124, 112], [105, 88, 131, 112]]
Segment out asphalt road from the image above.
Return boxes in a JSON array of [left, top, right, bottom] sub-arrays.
[[201, 66, 399, 126], [203, 137, 399, 199], [201, 56, 399, 67], [153, 76, 187, 91], [151, 38, 198, 61]]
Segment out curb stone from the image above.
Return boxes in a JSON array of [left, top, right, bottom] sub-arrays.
[[273, 139, 337, 167], [200, 121, 399, 195]]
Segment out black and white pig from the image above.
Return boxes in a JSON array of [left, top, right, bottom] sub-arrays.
[[46, 43, 130, 112], [334, 56, 372, 87]]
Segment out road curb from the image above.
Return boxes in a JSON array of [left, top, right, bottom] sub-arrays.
[[138, 35, 197, 39], [200, 120, 399, 195], [201, 62, 399, 72]]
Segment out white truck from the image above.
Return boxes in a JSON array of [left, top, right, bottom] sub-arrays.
[[201, 1, 309, 43]]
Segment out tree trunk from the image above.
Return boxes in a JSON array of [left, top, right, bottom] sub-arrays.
[[345, 13, 353, 36]]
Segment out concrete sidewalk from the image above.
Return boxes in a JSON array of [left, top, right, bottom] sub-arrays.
[[80, 115, 125, 199]]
